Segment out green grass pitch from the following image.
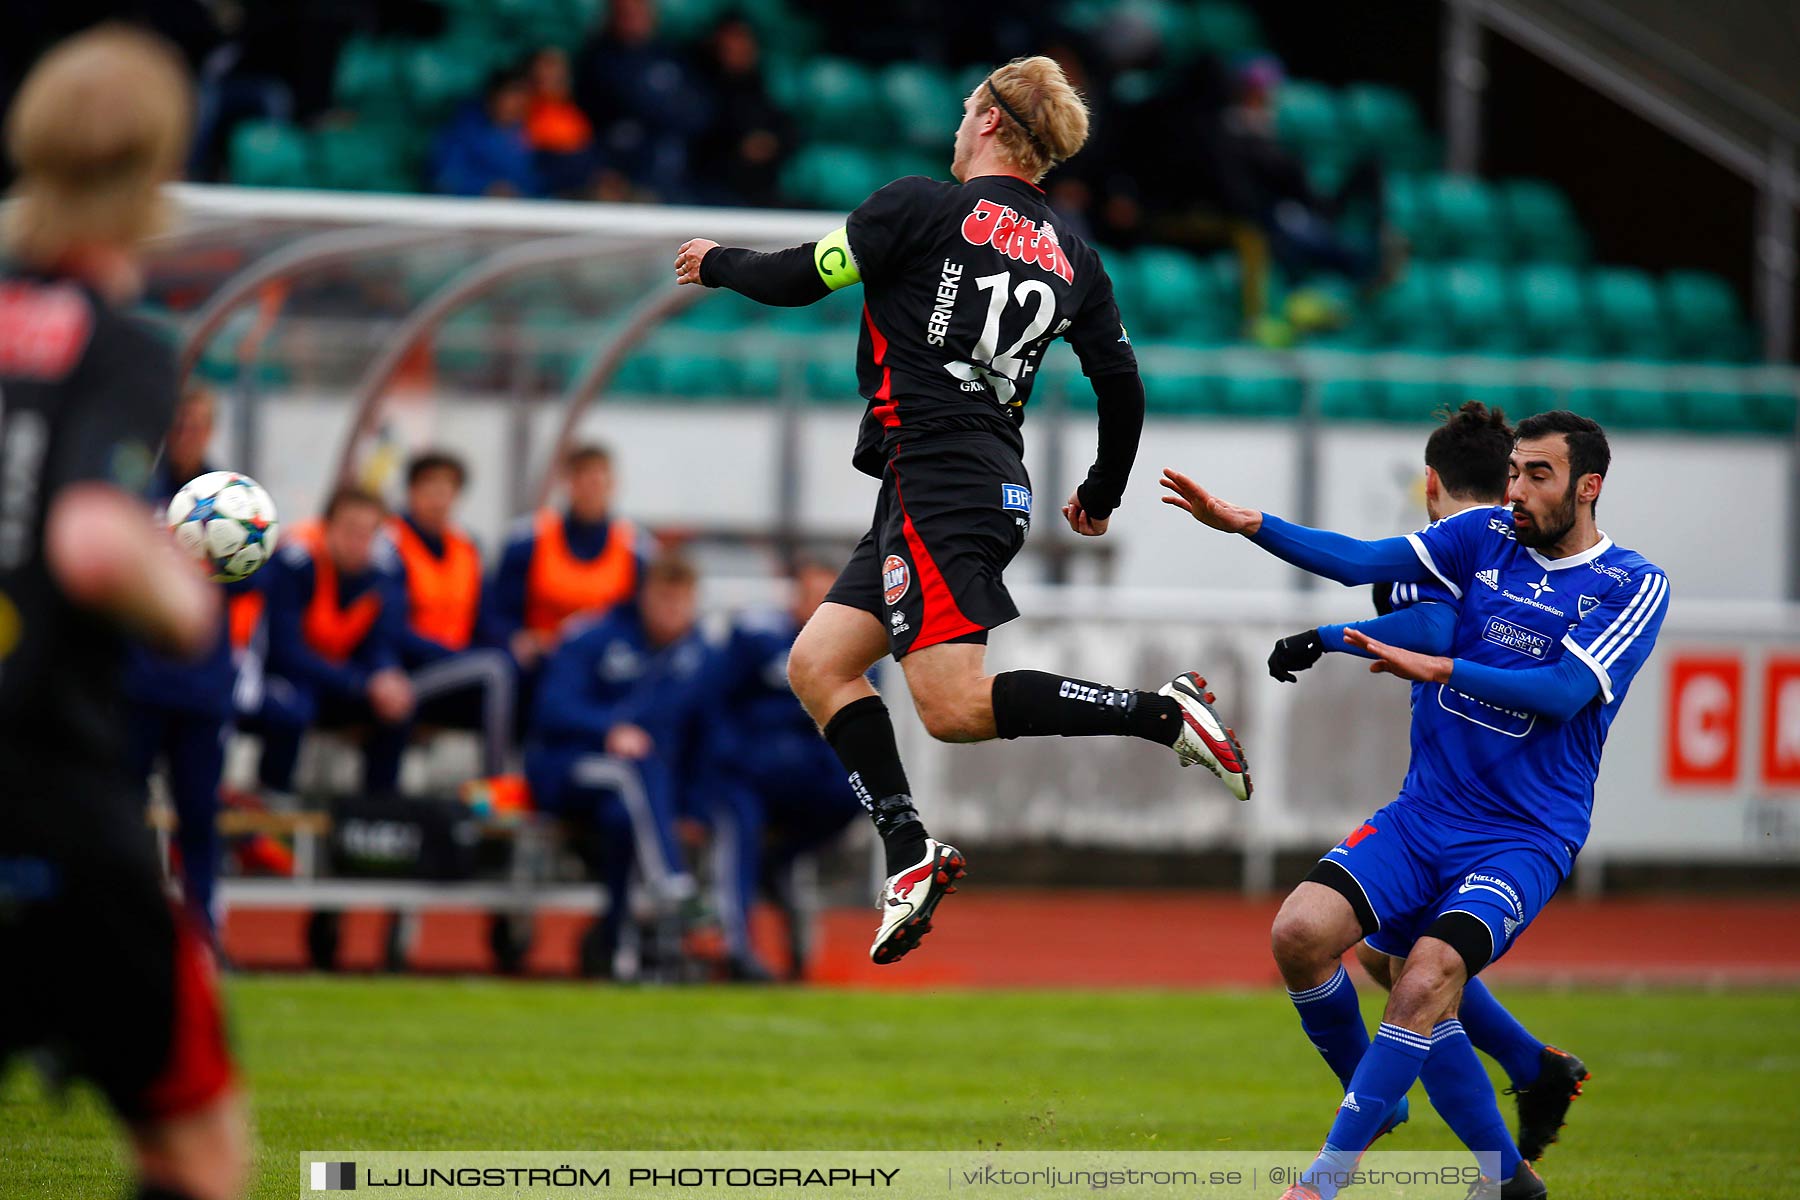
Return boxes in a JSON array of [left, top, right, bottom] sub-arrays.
[[3, 978, 1796, 1198]]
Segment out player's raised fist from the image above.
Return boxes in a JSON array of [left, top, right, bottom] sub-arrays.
[[1159, 469, 1263, 535], [674, 238, 719, 286], [1062, 488, 1108, 536]]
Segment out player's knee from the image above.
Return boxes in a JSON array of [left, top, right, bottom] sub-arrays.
[[1386, 941, 1465, 1026], [1269, 902, 1337, 976], [911, 685, 986, 744], [134, 1093, 251, 1200], [784, 637, 841, 706]]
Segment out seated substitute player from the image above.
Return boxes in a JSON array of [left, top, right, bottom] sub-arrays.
[[386, 449, 516, 775], [674, 54, 1251, 966], [1267, 402, 1588, 1166], [123, 385, 252, 941], [523, 554, 708, 979], [1162, 411, 1668, 1200], [483, 441, 652, 685], [251, 487, 415, 802], [0, 27, 247, 1200], [694, 558, 865, 981]]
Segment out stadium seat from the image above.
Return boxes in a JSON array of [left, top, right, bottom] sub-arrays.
[[1662, 270, 1752, 362], [1511, 264, 1599, 357], [1318, 373, 1378, 420], [1342, 84, 1432, 171], [1373, 262, 1452, 351], [1425, 175, 1506, 261], [1218, 371, 1303, 417], [313, 125, 417, 193], [1275, 81, 1342, 167], [780, 143, 888, 212], [881, 63, 956, 149], [1437, 261, 1517, 352], [1586, 268, 1669, 359], [1129, 247, 1219, 339], [333, 37, 405, 115], [1500, 179, 1587, 263], [1137, 361, 1228, 415], [792, 59, 879, 143], [403, 42, 491, 122], [1373, 370, 1453, 423], [1184, 2, 1264, 56], [229, 121, 311, 189]]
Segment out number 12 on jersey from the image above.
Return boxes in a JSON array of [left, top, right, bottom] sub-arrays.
[[946, 271, 1060, 406]]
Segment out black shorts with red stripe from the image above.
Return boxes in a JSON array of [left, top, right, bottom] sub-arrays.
[[826, 433, 1032, 659], [0, 754, 234, 1124]]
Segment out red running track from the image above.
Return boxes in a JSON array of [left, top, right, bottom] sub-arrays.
[[223, 891, 1800, 987]]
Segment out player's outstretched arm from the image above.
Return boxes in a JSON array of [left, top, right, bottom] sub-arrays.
[[1268, 603, 1457, 682], [1345, 628, 1600, 722], [46, 483, 218, 657], [675, 227, 860, 307], [1163, 468, 1437, 587]]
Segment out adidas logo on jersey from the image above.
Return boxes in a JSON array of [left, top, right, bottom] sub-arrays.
[[1340, 1092, 1361, 1113], [1476, 569, 1500, 590]]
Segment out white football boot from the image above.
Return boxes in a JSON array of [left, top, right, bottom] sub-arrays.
[[1159, 671, 1253, 801], [869, 838, 966, 965]]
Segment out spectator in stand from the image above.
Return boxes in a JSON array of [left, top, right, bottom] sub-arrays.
[[573, 0, 710, 201], [524, 554, 708, 979], [250, 487, 415, 804], [690, 13, 791, 207], [431, 66, 543, 198], [693, 558, 863, 981], [522, 46, 620, 200], [386, 451, 517, 777]]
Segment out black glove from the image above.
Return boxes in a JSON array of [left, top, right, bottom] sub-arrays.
[[1268, 629, 1325, 683]]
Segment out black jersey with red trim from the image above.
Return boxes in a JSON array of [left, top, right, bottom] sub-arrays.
[[0, 268, 176, 776], [843, 174, 1136, 477]]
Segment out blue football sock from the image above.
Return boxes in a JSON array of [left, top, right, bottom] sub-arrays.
[[1421, 1019, 1524, 1182], [1288, 964, 1370, 1090], [1457, 976, 1547, 1088], [1301, 1023, 1431, 1199]]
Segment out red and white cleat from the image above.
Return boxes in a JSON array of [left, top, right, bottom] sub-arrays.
[[869, 839, 967, 965], [1160, 671, 1253, 801]]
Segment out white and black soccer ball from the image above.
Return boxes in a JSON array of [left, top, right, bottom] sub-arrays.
[[166, 471, 280, 582]]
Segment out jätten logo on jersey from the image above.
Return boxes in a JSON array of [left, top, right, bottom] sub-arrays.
[[960, 200, 1075, 283]]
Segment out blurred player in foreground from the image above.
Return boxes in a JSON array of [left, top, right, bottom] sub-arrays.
[[0, 27, 246, 1200], [676, 55, 1251, 966], [1164, 411, 1667, 1199], [1267, 402, 1588, 1165]]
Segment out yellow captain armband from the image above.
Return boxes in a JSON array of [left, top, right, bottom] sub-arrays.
[[813, 227, 862, 291]]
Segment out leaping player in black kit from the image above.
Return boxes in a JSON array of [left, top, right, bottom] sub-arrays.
[[0, 28, 248, 1200], [675, 55, 1252, 965]]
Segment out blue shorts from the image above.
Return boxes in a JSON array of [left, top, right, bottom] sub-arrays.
[[1315, 799, 1566, 971]]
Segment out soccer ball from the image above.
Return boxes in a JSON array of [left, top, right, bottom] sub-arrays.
[[166, 471, 281, 582]]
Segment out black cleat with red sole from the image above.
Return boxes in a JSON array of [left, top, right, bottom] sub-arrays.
[[1510, 1046, 1589, 1162]]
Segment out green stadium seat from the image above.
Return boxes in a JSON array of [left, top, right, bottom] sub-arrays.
[[780, 143, 888, 212], [1218, 372, 1303, 417], [881, 63, 956, 149], [792, 59, 879, 143], [1374, 262, 1452, 351], [1318, 374, 1379, 420], [403, 42, 490, 121], [1438, 261, 1517, 352], [1184, 2, 1264, 56], [228, 121, 310, 188], [1137, 361, 1228, 415], [1662, 270, 1752, 362], [1586, 268, 1668, 359], [333, 37, 405, 114], [1441, 362, 1554, 421], [803, 345, 860, 403], [313, 126, 417, 192], [1275, 81, 1342, 167], [648, 0, 730, 41], [1500, 179, 1587, 263], [1511, 264, 1599, 356], [1342, 84, 1431, 171], [1425, 175, 1506, 260], [1382, 174, 1438, 257], [1129, 247, 1216, 338], [1372, 371, 1452, 423]]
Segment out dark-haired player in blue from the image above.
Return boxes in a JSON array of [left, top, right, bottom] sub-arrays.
[[1164, 410, 1669, 1200], [1266, 402, 1589, 1167]]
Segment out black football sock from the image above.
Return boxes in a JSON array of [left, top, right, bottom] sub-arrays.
[[991, 670, 1181, 745], [822, 696, 928, 874], [137, 1184, 203, 1200]]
